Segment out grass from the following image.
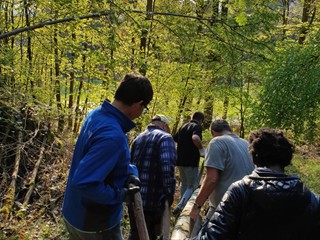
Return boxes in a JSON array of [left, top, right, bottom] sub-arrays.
[[287, 155, 320, 194]]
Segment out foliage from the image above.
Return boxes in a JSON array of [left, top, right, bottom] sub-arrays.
[[252, 36, 320, 142], [1, 0, 320, 238]]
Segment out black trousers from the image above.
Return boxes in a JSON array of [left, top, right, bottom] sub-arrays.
[[127, 205, 164, 240]]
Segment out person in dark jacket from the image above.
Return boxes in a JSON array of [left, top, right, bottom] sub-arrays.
[[193, 127, 320, 240], [62, 73, 153, 240]]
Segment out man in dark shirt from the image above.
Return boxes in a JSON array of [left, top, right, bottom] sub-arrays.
[[173, 112, 205, 215]]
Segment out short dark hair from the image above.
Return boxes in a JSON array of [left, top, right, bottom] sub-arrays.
[[210, 120, 232, 133], [192, 112, 204, 122], [114, 73, 153, 106], [248, 127, 293, 168]]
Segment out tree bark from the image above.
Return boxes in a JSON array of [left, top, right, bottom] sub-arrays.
[[24, 0, 34, 96], [298, 0, 316, 44], [68, 33, 76, 130], [73, 61, 85, 135], [54, 27, 64, 133], [281, 0, 289, 37]]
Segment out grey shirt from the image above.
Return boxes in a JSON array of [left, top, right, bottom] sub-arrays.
[[205, 134, 254, 208]]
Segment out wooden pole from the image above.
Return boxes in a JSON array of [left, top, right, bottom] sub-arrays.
[[131, 185, 150, 240], [161, 200, 170, 240]]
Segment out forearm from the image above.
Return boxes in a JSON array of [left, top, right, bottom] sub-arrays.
[[190, 170, 218, 220], [194, 173, 217, 207], [192, 135, 204, 150]]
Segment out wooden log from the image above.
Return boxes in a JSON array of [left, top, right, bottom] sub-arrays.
[[0, 130, 23, 221], [171, 188, 200, 240], [131, 185, 150, 240], [161, 200, 170, 240]]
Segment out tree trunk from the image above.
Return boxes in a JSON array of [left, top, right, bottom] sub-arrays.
[[171, 188, 200, 239], [16, 137, 47, 218], [298, 0, 316, 44], [281, 0, 289, 37], [203, 95, 213, 130], [73, 54, 86, 136], [221, 0, 229, 17], [222, 97, 229, 120], [172, 43, 196, 135], [139, 0, 154, 75], [68, 33, 76, 130], [54, 27, 64, 133], [0, 129, 23, 221], [211, 0, 220, 23], [24, 0, 34, 96]]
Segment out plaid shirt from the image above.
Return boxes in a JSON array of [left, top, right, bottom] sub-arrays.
[[131, 125, 177, 210]]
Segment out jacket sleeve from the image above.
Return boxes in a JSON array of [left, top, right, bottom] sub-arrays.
[[159, 136, 177, 198], [195, 180, 247, 240], [71, 136, 127, 205], [128, 163, 139, 176]]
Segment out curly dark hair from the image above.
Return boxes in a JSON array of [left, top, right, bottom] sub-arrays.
[[248, 127, 294, 168]]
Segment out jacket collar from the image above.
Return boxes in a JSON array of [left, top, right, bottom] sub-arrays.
[[101, 100, 135, 133]]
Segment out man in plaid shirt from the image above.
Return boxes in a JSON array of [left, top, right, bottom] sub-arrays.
[[128, 114, 177, 240]]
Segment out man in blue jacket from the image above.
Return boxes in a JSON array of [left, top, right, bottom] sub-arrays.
[[62, 73, 153, 240]]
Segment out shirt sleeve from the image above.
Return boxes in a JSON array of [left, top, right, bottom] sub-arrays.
[[159, 136, 177, 196], [192, 124, 203, 140], [205, 138, 226, 171]]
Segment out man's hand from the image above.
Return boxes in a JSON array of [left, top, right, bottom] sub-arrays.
[[199, 148, 206, 157], [190, 204, 201, 221], [124, 174, 141, 203], [125, 174, 141, 188]]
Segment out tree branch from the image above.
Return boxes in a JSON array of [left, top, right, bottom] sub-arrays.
[[0, 10, 215, 40], [0, 11, 113, 40]]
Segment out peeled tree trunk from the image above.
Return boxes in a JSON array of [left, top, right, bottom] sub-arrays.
[[171, 188, 200, 239]]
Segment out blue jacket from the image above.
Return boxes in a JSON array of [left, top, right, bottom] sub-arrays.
[[62, 100, 138, 231]]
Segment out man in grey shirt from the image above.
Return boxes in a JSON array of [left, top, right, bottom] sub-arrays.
[[190, 120, 255, 221]]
